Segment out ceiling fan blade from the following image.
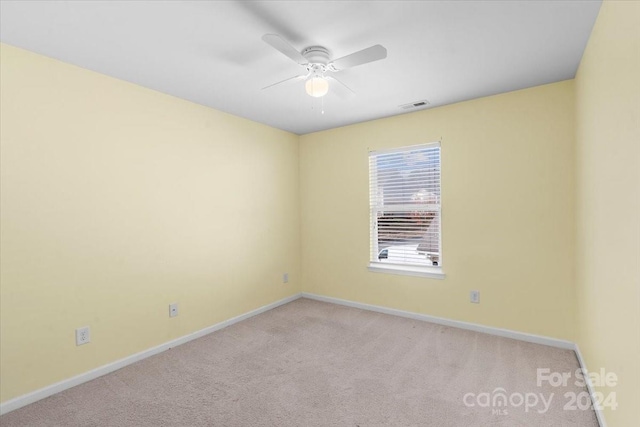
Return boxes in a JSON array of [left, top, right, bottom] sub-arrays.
[[262, 34, 308, 65], [326, 76, 356, 99], [261, 74, 307, 90], [329, 45, 387, 71]]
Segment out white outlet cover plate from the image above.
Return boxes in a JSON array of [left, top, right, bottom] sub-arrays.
[[470, 291, 480, 304], [75, 326, 90, 346], [169, 303, 178, 317]]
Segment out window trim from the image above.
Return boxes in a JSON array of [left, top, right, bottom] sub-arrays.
[[368, 141, 444, 279], [367, 262, 445, 279]]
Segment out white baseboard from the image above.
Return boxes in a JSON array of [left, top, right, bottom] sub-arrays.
[[0, 293, 302, 416], [574, 344, 607, 427], [301, 292, 575, 349]]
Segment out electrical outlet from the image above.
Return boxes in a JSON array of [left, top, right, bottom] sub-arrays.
[[283, 273, 289, 284], [470, 290, 480, 304], [76, 326, 91, 346], [169, 303, 178, 318]]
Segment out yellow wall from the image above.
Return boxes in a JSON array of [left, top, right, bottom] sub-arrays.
[[0, 44, 301, 402], [300, 80, 576, 340], [575, 1, 640, 425]]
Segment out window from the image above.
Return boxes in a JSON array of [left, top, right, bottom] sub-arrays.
[[368, 142, 443, 279]]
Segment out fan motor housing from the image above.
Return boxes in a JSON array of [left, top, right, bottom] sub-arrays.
[[302, 46, 330, 64]]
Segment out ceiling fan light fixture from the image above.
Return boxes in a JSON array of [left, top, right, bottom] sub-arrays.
[[262, 34, 386, 99], [305, 77, 329, 98]]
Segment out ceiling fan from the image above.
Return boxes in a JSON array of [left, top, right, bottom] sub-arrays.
[[261, 34, 387, 98]]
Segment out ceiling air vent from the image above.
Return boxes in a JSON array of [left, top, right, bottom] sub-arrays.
[[399, 99, 430, 110]]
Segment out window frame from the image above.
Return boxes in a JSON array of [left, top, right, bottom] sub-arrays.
[[367, 142, 445, 279]]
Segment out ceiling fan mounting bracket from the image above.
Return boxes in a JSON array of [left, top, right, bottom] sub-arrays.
[[306, 63, 327, 77]]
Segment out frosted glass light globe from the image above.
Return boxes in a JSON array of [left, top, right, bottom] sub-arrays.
[[305, 77, 329, 97]]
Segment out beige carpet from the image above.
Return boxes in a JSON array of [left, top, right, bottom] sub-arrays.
[[1, 298, 598, 426]]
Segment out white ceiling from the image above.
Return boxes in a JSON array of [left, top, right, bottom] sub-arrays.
[[0, 0, 601, 135]]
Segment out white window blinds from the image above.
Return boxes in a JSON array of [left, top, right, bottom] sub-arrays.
[[369, 142, 441, 270]]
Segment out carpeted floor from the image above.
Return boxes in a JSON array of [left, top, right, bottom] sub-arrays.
[[1, 298, 599, 426]]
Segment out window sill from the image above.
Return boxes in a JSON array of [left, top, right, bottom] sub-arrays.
[[367, 262, 445, 279]]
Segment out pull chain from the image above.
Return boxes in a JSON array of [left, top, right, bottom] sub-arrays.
[[309, 95, 326, 115]]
